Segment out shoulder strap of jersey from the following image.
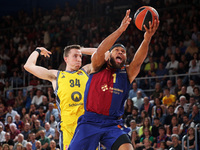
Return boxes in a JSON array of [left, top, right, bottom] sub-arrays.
[[54, 71, 61, 96]]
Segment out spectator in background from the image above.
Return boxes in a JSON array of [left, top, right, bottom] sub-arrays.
[[9, 71, 23, 88], [40, 96, 49, 113], [5, 105, 18, 124], [151, 117, 162, 139], [185, 40, 199, 60], [132, 91, 144, 111], [125, 107, 142, 127], [165, 54, 179, 75], [174, 78, 183, 97], [189, 104, 200, 124], [162, 88, 176, 107], [2, 143, 10, 150], [140, 97, 153, 116], [14, 90, 25, 114], [21, 123, 31, 141], [155, 62, 168, 87], [49, 115, 57, 129], [14, 114, 24, 132], [50, 140, 59, 150], [128, 82, 146, 99], [142, 138, 154, 150], [137, 128, 154, 148], [37, 106, 45, 127], [123, 99, 133, 119], [166, 79, 175, 94], [177, 85, 190, 102], [176, 106, 185, 124], [153, 126, 169, 149], [187, 96, 197, 114], [145, 62, 157, 88], [0, 103, 6, 123], [151, 97, 166, 118], [189, 52, 200, 68], [45, 103, 59, 123], [150, 82, 163, 100], [29, 133, 37, 150], [13, 134, 27, 150], [178, 114, 195, 139], [26, 142, 33, 150], [153, 106, 166, 125], [183, 127, 195, 150], [188, 59, 200, 83], [127, 120, 140, 137], [138, 117, 152, 137], [25, 88, 34, 111], [131, 130, 140, 150], [31, 120, 44, 140], [2, 132, 14, 150], [0, 125, 6, 144], [5, 116, 13, 132], [166, 116, 180, 137], [31, 89, 45, 108], [28, 104, 39, 117], [44, 122, 55, 140], [193, 87, 200, 103], [174, 95, 189, 114], [0, 59, 7, 74], [30, 114, 37, 130], [144, 56, 158, 72], [169, 134, 182, 150], [186, 79, 197, 96], [35, 141, 42, 150], [176, 61, 188, 85], [6, 92, 15, 107], [180, 54, 189, 71], [9, 123, 20, 142], [39, 130, 50, 150]]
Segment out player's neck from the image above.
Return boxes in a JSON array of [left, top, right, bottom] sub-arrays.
[[65, 66, 78, 72]]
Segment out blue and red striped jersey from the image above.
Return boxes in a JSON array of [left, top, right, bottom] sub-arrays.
[[84, 64, 131, 118]]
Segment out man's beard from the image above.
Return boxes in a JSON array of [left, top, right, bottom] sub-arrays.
[[109, 56, 125, 69]]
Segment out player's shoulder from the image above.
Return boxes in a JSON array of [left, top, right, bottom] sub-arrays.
[[49, 69, 59, 79], [82, 64, 92, 75]]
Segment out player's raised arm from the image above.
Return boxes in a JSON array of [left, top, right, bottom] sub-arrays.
[[127, 20, 159, 83], [80, 47, 97, 55], [91, 9, 132, 71], [24, 47, 57, 83]]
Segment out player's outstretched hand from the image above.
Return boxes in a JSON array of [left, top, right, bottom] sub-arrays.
[[36, 47, 52, 57], [144, 19, 160, 42], [119, 9, 132, 33]]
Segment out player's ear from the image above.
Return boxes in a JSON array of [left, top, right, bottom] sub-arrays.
[[64, 57, 68, 63]]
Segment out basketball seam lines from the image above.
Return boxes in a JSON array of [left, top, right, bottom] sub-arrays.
[[141, 10, 149, 31]]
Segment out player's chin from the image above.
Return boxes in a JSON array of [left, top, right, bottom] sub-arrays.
[[74, 65, 81, 70]]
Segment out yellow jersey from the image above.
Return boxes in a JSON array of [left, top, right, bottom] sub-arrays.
[[162, 94, 176, 106], [55, 69, 88, 149]]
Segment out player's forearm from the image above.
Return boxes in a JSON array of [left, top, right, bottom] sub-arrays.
[[133, 39, 149, 65], [81, 48, 97, 55], [97, 28, 124, 56], [24, 51, 39, 71]]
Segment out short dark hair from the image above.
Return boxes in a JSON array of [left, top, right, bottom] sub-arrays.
[[63, 45, 81, 58]]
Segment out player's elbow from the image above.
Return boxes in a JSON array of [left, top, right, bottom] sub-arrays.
[[24, 63, 29, 71]]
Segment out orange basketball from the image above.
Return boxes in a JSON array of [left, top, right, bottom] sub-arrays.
[[134, 6, 159, 31]]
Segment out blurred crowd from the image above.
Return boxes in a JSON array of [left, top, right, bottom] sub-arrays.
[[0, 0, 200, 149]]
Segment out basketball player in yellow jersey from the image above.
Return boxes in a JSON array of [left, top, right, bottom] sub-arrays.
[[24, 45, 97, 150]]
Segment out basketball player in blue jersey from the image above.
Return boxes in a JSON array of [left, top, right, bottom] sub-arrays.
[[69, 9, 159, 150], [24, 45, 101, 150]]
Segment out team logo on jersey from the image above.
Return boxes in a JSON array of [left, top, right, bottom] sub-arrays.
[[61, 73, 66, 78], [71, 91, 82, 102], [77, 71, 83, 75], [101, 84, 108, 91]]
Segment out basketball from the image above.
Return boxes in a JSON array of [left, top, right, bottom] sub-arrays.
[[134, 6, 159, 31]]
